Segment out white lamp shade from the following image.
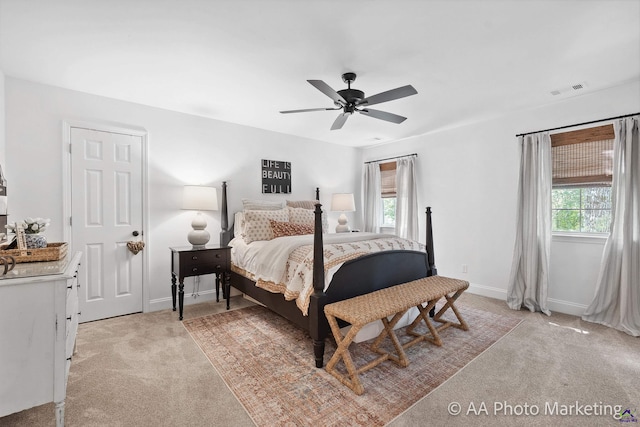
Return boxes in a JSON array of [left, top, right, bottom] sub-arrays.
[[331, 193, 355, 212], [182, 185, 218, 211]]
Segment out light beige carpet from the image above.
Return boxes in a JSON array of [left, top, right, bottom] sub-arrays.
[[183, 303, 522, 426]]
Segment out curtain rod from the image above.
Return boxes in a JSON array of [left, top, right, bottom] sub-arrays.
[[516, 112, 639, 137], [364, 153, 417, 164]]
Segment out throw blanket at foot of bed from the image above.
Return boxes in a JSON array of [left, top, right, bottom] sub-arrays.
[[324, 275, 469, 395], [231, 232, 425, 314]]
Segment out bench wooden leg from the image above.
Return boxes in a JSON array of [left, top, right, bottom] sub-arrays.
[[433, 289, 469, 331], [325, 310, 411, 395], [325, 315, 367, 395], [370, 310, 410, 368], [405, 299, 443, 347], [405, 290, 468, 349]]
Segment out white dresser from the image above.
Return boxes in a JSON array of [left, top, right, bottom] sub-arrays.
[[0, 252, 82, 427]]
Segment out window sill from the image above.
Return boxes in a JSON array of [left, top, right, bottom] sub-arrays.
[[552, 232, 608, 244]]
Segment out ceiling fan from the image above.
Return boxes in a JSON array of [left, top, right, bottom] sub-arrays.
[[280, 72, 417, 130]]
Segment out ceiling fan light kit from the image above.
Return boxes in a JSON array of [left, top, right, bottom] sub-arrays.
[[280, 72, 417, 130]]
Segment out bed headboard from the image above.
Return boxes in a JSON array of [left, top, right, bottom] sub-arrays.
[[219, 182, 321, 247]]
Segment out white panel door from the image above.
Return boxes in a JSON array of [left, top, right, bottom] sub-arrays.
[[71, 127, 143, 322]]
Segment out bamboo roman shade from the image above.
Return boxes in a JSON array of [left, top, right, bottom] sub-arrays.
[[380, 161, 397, 198], [551, 124, 614, 187]]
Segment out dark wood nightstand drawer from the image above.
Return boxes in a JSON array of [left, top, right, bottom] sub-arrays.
[[179, 250, 229, 271]]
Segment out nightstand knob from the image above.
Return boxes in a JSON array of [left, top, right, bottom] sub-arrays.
[[192, 256, 198, 260], [192, 267, 198, 272], [215, 253, 221, 258], [216, 265, 221, 269]]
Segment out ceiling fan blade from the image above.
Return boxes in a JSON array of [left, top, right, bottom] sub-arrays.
[[359, 108, 407, 124], [331, 113, 350, 130], [308, 80, 347, 105], [280, 107, 340, 114], [359, 85, 417, 107]]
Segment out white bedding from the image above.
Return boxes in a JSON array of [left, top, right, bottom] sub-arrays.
[[230, 232, 425, 315]]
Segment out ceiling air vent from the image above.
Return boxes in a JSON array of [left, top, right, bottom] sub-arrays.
[[549, 81, 588, 96]]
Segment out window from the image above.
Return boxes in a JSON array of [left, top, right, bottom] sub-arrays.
[[380, 161, 397, 226], [552, 187, 611, 232], [551, 124, 613, 234], [382, 198, 396, 226]]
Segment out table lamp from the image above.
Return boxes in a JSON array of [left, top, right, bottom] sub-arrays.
[[182, 185, 218, 246], [331, 193, 355, 233]]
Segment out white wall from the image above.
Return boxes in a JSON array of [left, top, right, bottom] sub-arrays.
[[0, 69, 5, 168], [5, 77, 639, 316], [361, 80, 640, 316], [5, 77, 360, 310]]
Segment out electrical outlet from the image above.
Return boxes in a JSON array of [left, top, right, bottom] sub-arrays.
[[462, 264, 468, 274]]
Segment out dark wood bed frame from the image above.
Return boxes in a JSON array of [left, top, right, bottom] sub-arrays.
[[219, 181, 437, 368]]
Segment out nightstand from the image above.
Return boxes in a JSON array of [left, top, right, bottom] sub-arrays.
[[170, 244, 231, 320]]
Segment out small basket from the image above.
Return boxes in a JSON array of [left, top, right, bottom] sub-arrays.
[[0, 242, 68, 263]]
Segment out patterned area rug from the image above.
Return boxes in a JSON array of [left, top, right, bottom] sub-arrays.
[[183, 303, 521, 427]]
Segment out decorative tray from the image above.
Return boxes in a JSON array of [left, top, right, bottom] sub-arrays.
[[0, 242, 68, 263]]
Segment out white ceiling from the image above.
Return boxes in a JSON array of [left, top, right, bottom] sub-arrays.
[[1, 0, 639, 147]]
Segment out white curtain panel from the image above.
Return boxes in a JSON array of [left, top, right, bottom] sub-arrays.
[[396, 156, 419, 241], [507, 132, 552, 315], [362, 162, 381, 233], [582, 116, 640, 336]]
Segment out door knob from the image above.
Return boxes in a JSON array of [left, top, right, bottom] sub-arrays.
[[132, 231, 140, 237]]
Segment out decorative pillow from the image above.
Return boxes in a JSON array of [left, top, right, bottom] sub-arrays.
[[287, 206, 329, 234], [242, 209, 289, 243], [242, 199, 285, 211], [269, 219, 314, 238], [287, 206, 315, 224]]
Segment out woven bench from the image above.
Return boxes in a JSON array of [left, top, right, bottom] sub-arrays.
[[324, 275, 469, 395]]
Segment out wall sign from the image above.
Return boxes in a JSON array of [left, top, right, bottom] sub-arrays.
[[262, 159, 291, 194]]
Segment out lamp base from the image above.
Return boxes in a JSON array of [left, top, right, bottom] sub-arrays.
[[187, 212, 211, 246], [335, 213, 351, 233], [187, 229, 210, 246]]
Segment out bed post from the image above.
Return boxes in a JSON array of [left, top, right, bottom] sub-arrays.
[[425, 207, 437, 276], [315, 187, 320, 201], [220, 181, 231, 246], [309, 201, 326, 368]]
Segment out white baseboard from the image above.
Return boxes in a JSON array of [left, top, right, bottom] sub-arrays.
[[467, 282, 587, 317], [547, 298, 588, 317], [467, 283, 507, 300], [149, 285, 244, 312], [149, 289, 218, 312]]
